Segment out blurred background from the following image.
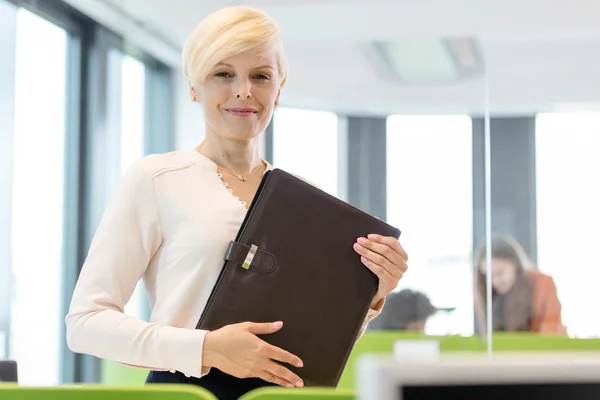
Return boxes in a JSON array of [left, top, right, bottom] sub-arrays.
[[1, 0, 599, 389]]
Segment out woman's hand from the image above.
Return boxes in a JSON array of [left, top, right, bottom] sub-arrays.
[[353, 234, 409, 307], [202, 321, 304, 388]]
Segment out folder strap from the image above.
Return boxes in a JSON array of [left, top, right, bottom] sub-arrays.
[[224, 241, 277, 273]]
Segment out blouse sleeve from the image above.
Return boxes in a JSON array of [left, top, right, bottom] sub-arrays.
[[65, 158, 209, 378], [356, 297, 386, 340]]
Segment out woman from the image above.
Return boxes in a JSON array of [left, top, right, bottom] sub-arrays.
[[475, 236, 566, 335], [65, 6, 408, 399]]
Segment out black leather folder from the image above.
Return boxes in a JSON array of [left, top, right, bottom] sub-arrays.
[[197, 168, 401, 387]]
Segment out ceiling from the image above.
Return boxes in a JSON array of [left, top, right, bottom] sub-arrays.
[[63, 0, 600, 116]]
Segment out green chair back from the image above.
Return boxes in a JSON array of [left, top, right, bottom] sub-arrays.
[[239, 387, 354, 400], [0, 384, 217, 400], [101, 361, 148, 385]]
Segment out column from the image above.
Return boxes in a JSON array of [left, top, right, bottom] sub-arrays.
[[472, 117, 538, 263], [345, 116, 388, 220]]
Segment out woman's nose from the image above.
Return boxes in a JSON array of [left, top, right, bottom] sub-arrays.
[[235, 78, 251, 99]]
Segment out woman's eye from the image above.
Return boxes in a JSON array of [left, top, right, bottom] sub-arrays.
[[215, 72, 232, 78], [254, 74, 270, 80]]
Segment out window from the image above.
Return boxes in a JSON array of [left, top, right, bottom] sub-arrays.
[[119, 54, 145, 176], [535, 112, 600, 338], [9, 8, 68, 385], [118, 53, 146, 319], [0, 0, 17, 362], [386, 115, 474, 336], [272, 107, 339, 196]]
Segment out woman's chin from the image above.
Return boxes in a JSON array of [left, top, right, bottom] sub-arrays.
[[221, 131, 261, 142], [220, 126, 262, 141], [495, 286, 511, 295]]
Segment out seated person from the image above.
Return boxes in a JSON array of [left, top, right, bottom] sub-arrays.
[[475, 235, 566, 335], [368, 289, 437, 332]]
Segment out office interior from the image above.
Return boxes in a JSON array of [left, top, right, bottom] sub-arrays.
[[1, 0, 599, 397]]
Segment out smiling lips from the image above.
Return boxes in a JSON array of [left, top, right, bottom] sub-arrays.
[[225, 108, 257, 117]]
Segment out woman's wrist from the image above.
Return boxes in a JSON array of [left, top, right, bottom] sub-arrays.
[[202, 330, 219, 368], [370, 294, 385, 310]]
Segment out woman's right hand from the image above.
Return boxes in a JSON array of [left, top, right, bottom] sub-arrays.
[[202, 321, 304, 388]]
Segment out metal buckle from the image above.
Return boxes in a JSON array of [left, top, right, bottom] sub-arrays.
[[242, 244, 258, 270]]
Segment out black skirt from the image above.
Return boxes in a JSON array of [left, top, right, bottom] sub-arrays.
[[145, 368, 275, 400]]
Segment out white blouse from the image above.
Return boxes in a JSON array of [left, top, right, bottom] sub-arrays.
[[65, 149, 382, 379]]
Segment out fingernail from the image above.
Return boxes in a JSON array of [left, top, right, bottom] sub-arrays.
[[368, 234, 378, 240], [273, 321, 283, 329], [357, 237, 368, 245], [296, 361, 304, 368], [296, 380, 304, 387], [353, 243, 362, 250]]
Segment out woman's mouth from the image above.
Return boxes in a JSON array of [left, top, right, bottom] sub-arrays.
[[225, 108, 257, 117]]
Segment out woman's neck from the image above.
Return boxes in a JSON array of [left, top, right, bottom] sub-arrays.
[[197, 132, 262, 175]]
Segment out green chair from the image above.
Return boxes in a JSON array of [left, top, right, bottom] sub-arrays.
[[101, 361, 149, 385], [239, 387, 354, 400], [0, 384, 217, 400]]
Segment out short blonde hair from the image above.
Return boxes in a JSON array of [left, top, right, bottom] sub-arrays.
[[182, 6, 288, 88]]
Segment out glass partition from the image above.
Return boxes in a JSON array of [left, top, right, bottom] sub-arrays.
[[483, 28, 600, 350], [372, 39, 490, 344]]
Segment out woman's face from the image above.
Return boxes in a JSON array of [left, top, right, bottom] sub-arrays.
[[479, 257, 518, 294], [193, 50, 280, 142]]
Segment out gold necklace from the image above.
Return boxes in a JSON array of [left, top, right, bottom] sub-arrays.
[[218, 161, 264, 182], [196, 143, 265, 182]]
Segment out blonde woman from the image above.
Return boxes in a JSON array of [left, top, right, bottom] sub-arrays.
[[65, 6, 408, 399]]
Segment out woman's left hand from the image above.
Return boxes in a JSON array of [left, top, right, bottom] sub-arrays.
[[353, 234, 409, 308]]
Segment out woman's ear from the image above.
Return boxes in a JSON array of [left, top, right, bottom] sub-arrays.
[[274, 88, 281, 107]]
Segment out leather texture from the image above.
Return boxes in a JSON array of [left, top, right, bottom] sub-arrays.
[[197, 168, 401, 387]]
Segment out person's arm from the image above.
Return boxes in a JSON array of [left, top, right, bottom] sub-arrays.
[[537, 277, 567, 335], [65, 158, 209, 378], [356, 297, 386, 339]]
